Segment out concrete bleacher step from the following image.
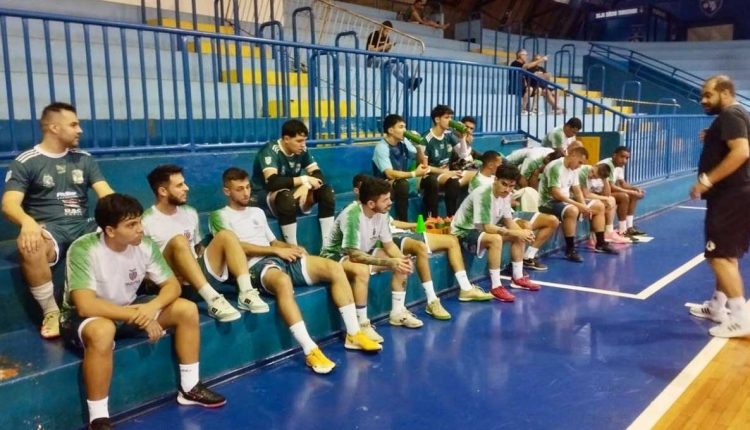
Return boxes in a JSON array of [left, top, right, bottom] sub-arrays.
[[266, 99, 357, 118], [186, 40, 270, 58], [145, 18, 235, 35], [586, 105, 633, 114], [220, 69, 309, 86]]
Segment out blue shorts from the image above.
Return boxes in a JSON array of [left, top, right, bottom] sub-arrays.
[[249, 256, 313, 295], [42, 218, 99, 266], [392, 232, 432, 254], [457, 230, 487, 258]]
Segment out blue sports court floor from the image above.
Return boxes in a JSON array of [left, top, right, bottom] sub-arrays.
[[116, 201, 732, 429]]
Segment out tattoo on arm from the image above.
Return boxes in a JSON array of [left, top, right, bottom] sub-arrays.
[[345, 248, 393, 268]]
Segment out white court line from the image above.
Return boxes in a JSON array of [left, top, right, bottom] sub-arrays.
[[626, 336, 727, 429], [636, 254, 705, 300], [676, 205, 707, 211], [499, 275, 641, 299]]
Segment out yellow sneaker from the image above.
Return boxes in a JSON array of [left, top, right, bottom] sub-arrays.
[[360, 320, 384, 343], [425, 298, 451, 320], [305, 348, 336, 374], [41, 311, 60, 339], [345, 331, 383, 352], [458, 285, 493, 302]]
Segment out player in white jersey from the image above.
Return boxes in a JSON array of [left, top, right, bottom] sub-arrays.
[[210, 168, 381, 374], [320, 178, 421, 336], [468, 150, 501, 192], [61, 194, 225, 429], [451, 164, 542, 302], [598, 146, 647, 238], [579, 164, 632, 245], [143, 165, 268, 323]]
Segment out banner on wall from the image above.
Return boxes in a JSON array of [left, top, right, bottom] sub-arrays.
[[699, 0, 723, 18]]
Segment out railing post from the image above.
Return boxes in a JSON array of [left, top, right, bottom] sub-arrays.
[[181, 36, 195, 150]]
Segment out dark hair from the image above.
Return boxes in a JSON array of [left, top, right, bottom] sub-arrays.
[[382, 20, 393, 28], [353, 173, 373, 189], [708, 75, 735, 96], [595, 163, 611, 179], [544, 148, 565, 163], [281, 119, 308, 138], [613, 146, 630, 155], [222, 167, 249, 185], [568, 146, 589, 159], [460, 116, 477, 126], [95, 193, 144, 230], [565, 117, 582, 130], [41, 102, 77, 128], [359, 177, 391, 204], [430, 104, 454, 124], [383, 114, 405, 133], [495, 163, 520, 181], [147, 164, 183, 195], [480, 150, 501, 164]]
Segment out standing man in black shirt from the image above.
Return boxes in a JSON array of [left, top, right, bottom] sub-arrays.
[[366, 21, 422, 91], [689, 75, 750, 338]]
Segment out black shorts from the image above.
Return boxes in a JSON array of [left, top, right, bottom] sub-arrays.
[[704, 187, 750, 258]]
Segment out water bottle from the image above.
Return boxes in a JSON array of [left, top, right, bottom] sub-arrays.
[[449, 119, 468, 134], [403, 129, 428, 146]]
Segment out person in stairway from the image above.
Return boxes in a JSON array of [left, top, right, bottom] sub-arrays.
[[597, 146, 647, 238], [510, 50, 548, 114], [541, 117, 581, 152], [142, 164, 268, 323], [404, 0, 449, 30], [527, 54, 564, 114], [210, 168, 381, 375], [365, 21, 423, 91], [60, 194, 225, 430], [250, 119, 336, 250], [1, 102, 115, 339]]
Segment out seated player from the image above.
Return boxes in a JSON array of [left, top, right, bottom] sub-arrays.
[[61, 194, 225, 430], [143, 165, 268, 323], [578, 163, 631, 244], [250, 119, 336, 248], [518, 148, 564, 189], [451, 164, 542, 302], [209, 168, 382, 374], [541, 117, 581, 152], [468, 150, 501, 192], [449, 116, 483, 172], [598, 146, 647, 238]]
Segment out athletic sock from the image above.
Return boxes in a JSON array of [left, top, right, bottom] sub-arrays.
[[356, 305, 368, 324], [454, 270, 473, 291], [711, 290, 728, 310], [179, 362, 200, 393], [289, 321, 317, 355], [524, 246, 539, 260], [87, 397, 109, 422], [565, 236, 575, 253], [338, 303, 359, 336], [280, 223, 298, 245], [197, 284, 220, 303], [605, 224, 614, 234], [619, 220, 627, 233], [391, 291, 406, 313], [626, 215, 634, 229], [512, 261, 524, 279], [236, 274, 253, 293], [489, 269, 502, 288], [595, 231, 605, 246], [422, 281, 438, 302], [30, 281, 59, 314]]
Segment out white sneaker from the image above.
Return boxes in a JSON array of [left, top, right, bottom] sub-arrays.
[[709, 315, 750, 338], [237, 288, 270, 313], [389, 308, 423, 328], [360, 320, 384, 343], [207, 295, 241, 322], [688, 301, 728, 324]]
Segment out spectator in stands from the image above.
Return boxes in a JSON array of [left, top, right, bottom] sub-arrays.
[[142, 164, 268, 323], [420, 105, 466, 217], [366, 21, 423, 91], [578, 163, 632, 244], [509, 50, 548, 114], [251, 120, 336, 249], [1, 102, 114, 339], [598, 146, 647, 238], [451, 163, 542, 302], [538, 146, 617, 262], [404, 0, 448, 30], [60, 194, 225, 430], [209, 168, 381, 375], [449, 116, 483, 171], [542, 117, 582, 152], [372, 114, 430, 221], [527, 54, 563, 114], [320, 178, 422, 335]]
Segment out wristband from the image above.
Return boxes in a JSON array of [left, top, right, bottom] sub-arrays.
[[698, 173, 713, 188]]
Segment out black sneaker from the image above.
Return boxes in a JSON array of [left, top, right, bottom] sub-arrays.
[[594, 242, 619, 254], [625, 227, 646, 237], [410, 77, 423, 92], [523, 257, 548, 271], [565, 250, 583, 263], [177, 382, 227, 408], [89, 418, 112, 430]]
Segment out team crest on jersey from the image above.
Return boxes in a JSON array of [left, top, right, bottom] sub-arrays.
[[56, 164, 66, 174], [706, 240, 716, 251], [71, 169, 84, 184], [4, 170, 11, 183], [183, 230, 192, 241], [700, 0, 722, 17], [264, 156, 272, 165], [128, 269, 138, 281], [42, 174, 55, 188]]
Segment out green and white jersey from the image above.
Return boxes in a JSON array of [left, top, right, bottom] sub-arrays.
[[320, 201, 392, 258], [62, 232, 172, 313], [577, 164, 604, 193], [251, 139, 319, 191], [468, 171, 494, 192], [538, 158, 580, 207], [209, 205, 276, 268], [142, 205, 201, 258], [519, 148, 555, 180], [423, 129, 458, 168], [451, 185, 512, 237], [542, 126, 575, 151], [4, 145, 106, 225], [597, 157, 625, 184]]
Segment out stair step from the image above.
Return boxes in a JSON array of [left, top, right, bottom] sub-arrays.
[[221, 69, 309, 86], [146, 18, 235, 35], [586, 105, 633, 114], [186, 40, 268, 58], [470, 47, 513, 60], [266, 99, 356, 118], [574, 90, 602, 98]]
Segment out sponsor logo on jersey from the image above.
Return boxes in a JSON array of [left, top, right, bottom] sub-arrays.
[[264, 156, 272, 165], [56, 164, 66, 174], [5, 170, 11, 183], [42, 174, 55, 188], [706, 240, 716, 252], [71, 169, 84, 184]]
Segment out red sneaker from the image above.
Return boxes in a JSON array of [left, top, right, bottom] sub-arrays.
[[490, 286, 515, 302], [510, 276, 541, 291]]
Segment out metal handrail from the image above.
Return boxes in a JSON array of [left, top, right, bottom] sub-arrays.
[[620, 80, 641, 115]]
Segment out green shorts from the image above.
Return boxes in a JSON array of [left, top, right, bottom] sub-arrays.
[[41, 218, 99, 266], [249, 256, 313, 295]]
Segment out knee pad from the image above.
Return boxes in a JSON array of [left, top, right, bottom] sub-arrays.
[[315, 185, 335, 218], [273, 189, 297, 225]]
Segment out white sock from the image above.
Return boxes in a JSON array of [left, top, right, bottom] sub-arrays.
[[391, 291, 406, 312], [512, 261, 524, 279], [454, 270, 473, 291], [618, 220, 627, 233], [30, 281, 59, 314], [179, 362, 200, 393], [290, 321, 317, 355], [422, 281, 438, 302], [524, 246, 539, 260], [605, 224, 614, 234], [356, 305, 368, 324], [489, 269, 502, 288], [338, 303, 359, 336], [710, 290, 728, 311], [281, 223, 298, 245], [626, 215, 634, 229], [197, 284, 220, 303], [319, 217, 334, 249], [87, 397, 109, 422], [236, 274, 253, 293]]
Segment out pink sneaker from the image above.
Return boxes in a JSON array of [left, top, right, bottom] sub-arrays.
[[510, 276, 541, 291], [605, 231, 632, 244], [490, 286, 516, 302]]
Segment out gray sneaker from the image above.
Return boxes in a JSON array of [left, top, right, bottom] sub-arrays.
[[389, 309, 424, 328], [207, 295, 241, 322], [237, 288, 270, 313]]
